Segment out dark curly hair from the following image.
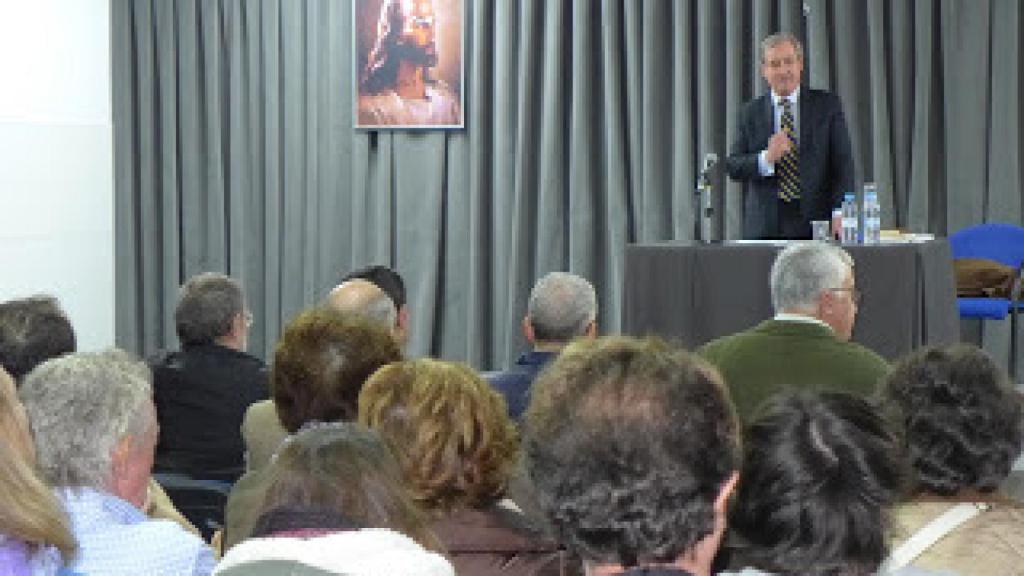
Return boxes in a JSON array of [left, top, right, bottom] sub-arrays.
[[358, 359, 520, 513], [880, 343, 1024, 496], [728, 391, 905, 576], [271, 308, 401, 433], [523, 336, 740, 568]]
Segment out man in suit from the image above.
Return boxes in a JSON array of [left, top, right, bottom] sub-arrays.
[[697, 242, 888, 422], [725, 32, 854, 240], [485, 271, 598, 421]]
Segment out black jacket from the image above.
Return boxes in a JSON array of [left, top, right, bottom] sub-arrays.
[[150, 343, 268, 480]]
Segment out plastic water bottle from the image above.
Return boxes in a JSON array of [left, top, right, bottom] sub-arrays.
[[841, 192, 859, 244], [862, 183, 881, 244]]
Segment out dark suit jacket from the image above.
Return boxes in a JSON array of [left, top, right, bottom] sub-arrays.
[[484, 350, 556, 421], [725, 88, 854, 239], [150, 344, 268, 481]]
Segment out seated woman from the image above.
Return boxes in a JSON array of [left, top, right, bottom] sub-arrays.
[[0, 366, 77, 575], [880, 344, 1024, 575], [214, 422, 452, 575], [359, 359, 572, 576], [719, 391, 943, 576]]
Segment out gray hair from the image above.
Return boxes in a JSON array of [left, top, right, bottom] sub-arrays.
[[358, 291, 398, 330], [175, 272, 245, 345], [761, 32, 804, 62], [527, 272, 598, 343], [19, 350, 154, 490], [770, 242, 853, 313]]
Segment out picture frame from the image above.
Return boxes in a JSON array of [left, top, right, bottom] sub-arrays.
[[353, 0, 465, 130]]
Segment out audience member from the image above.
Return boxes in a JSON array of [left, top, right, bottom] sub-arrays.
[[341, 264, 410, 346], [20, 351, 215, 575], [720, 392, 926, 576], [524, 336, 740, 576], [0, 295, 75, 383], [0, 366, 77, 575], [214, 422, 452, 576], [486, 272, 597, 421], [880, 344, 1024, 575], [360, 358, 570, 576], [225, 309, 401, 549], [150, 272, 268, 481], [0, 297, 198, 537], [698, 241, 888, 421], [241, 270, 406, 471]]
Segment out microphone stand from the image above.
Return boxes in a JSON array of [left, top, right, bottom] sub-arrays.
[[694, 169, 714, 243]]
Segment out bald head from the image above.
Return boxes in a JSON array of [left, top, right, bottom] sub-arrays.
[[326, 280, 398, 335]]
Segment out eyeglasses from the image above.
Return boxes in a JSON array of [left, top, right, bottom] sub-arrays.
[[828, 287, 862, 305]]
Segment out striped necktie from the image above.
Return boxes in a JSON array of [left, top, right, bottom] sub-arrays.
[[778, 99, 800, 202]]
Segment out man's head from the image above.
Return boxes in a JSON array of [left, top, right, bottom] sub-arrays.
[[761, 32, 804, 98], [271, 308, 401, 433], [20, 350, 158, 509], [175, 272, 250, 351], [362, 0, 438, 92], [0, 295, 76, 383], [326, 280, 398, 338], [524, 272, 598, 350], [340, 265, 409, 345], [770, 242, 859, 341], [524, 336, 740, 574], [882, 344, 1024, 496]]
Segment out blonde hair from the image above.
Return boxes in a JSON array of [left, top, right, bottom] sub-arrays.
[[359, 359, 520, 512], [0, 367, 33, 462], [0, 441, 77, 562]]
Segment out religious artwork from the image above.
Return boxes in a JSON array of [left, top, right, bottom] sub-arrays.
[[354, 0, 464, 129]]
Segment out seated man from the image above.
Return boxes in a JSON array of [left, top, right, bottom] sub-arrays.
[[698, 242, 888, 422], [0, 295, 75, 384], [20, 350, 215, 576], [341, 264, 410, 348], [150, 272, 267, 481], [241, 276, 402, 472], [486, 271, 598, 421], [524, 336, 741, 576], [225, 308, 401, 549]]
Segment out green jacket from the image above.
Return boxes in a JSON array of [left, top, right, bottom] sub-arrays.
[[697, 319, 889, 422]]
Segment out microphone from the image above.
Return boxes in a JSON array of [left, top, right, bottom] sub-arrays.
[[699, 152, 718, 185]]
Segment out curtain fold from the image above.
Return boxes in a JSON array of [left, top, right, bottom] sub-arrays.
[[113, 0, 1024, 368]]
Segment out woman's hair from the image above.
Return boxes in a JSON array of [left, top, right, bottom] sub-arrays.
[[881, 343, 1024, 495], [0, 367, 33, 462], [0, 366, 75, 562], [256, 422, 439, 550], [358, 359, 520, 512], [729, 392, 904, 576], [271, 308, 401, 433]]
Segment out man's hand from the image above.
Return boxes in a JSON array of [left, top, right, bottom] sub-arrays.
[[764, 130, 793, 164]]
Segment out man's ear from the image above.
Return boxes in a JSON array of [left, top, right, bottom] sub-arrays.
[[584, 320, 598, 339], [522, 316, 536, 344], [397, 305, 410, 331]]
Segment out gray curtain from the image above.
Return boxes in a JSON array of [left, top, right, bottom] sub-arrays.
[[113, 0, 1024, 368]]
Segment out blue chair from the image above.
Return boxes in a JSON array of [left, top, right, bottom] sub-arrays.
[[949, 222, 1024, 377]]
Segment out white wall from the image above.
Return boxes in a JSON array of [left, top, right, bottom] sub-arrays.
[[0, 0, 114, 350]]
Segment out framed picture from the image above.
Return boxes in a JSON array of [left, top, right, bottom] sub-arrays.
[[353, 0, 465, 130]]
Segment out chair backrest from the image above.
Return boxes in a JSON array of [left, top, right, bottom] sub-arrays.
[[949, 223, 1024, 269]]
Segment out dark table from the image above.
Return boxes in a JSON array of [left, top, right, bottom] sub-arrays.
[[622, 240, 960, 361]]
